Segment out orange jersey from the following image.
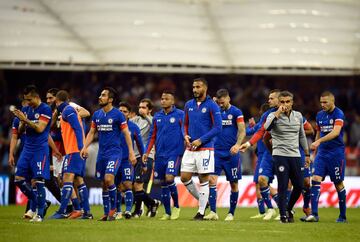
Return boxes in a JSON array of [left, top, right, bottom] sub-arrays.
[[60, 106, 85, 154]]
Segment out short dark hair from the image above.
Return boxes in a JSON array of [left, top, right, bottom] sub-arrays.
[[216, 88, 229, 98], [162, 90, 175, 97], [23, 85, 39, 97], [56, 90, 70, 102], [140, 98, 153, 110], [47, 88, 59, 97], [278, 90, 294, 99], [103, 86, 118, 104], [193, 77, 208, 87], [119, 101, 132, 112]]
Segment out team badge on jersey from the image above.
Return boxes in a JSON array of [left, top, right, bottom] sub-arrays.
[[227, 114, 233, 119], [108, 118, 113, 124], [170, 117, 175, 123], [201, 107, 207, 113], [35, 113, 40, 119], [154, 171, 158, 178], [330, 119, 333, 124]]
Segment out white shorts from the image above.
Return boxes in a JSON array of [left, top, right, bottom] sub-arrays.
[[181, 150, 214, 174], [53, 155, 64, 178]]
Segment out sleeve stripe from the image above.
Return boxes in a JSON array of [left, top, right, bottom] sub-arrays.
[[334, 120, 344, 126], [236, 116, 244, 123], [91, 121, 96, 129], [120, 123, 128, 130], [39, 116, 50, 123], [40, 114, 51, 119]]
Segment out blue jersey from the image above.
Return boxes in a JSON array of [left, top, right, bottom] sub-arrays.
[[22, 103, 52, 149], [316, 107, 345, 153], [184, 96, 222, 150], [91, 107, 127, 157], [146, 106, 184, 157], [248, 107, 277, 145], [246, 117, 268, 157], [214, 105, 244, 150], [121, 120, 144, 160]]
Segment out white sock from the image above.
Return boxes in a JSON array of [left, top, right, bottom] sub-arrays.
[[198, 182, 209, 215], [183, 179, 199, 200]]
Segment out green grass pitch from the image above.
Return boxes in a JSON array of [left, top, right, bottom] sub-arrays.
[[1, 206, 359, 242]]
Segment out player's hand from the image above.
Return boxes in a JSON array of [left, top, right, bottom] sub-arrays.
[[8, 154, 15, 167], [53, 150, 62, 161], [129, 151, 137, 166], [239, 141, 251, 152], [13, 109, 27, 122], [190, 139, 202, 151], [230, 144, 241, 155], [310, 140, 320, 151], [248, 117, 256, 127], [80, 148, 88, 159], [184, 135, 191, 148], [142, 153, 148, 163], [305, 156, 311, 168]]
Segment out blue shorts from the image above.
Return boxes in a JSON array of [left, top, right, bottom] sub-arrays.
[[154, 156, 181, 181], [115, 159, 134, 184], [258, 151, 274, 183], [214, 150, 241, 182], [63, 152, 86, 177], [15, 146, 50, 180], [95, 154, 122, 180], [313, 151, 345, 183], [300, 154, 312, 178], [134, 157, 154, 183]]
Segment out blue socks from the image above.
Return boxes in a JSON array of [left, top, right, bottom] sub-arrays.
[[124, 189, 133, 213], [310, 180, 321, 216], [14, 180, 37, 211], [108, 184, 117, 211], [168, 182, 179, 208], [209, 185, 217, 213], [59, 182, 73, 214], [71, 197, 81, 211], [338, 188, 347, 219], [116, 191, 122, 213], [229, 191, 238, 215], [36, 181, 46, 218], [257, 198, 265, 214], [78, 184, 90, 214], [102, 191, 110, 215], [272, 193, 280, 208], [161, 185, 171, 215], [260, 186, 273, 209]]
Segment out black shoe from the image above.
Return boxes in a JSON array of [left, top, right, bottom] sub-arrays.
[[287, 210, 295, 223], [193, 212, 204, 221], [98, 215, 108, 221], [280, 216, 288, 223], [149, 200, 161, 218], [124, 211, 132, 219], [43, 200, 51, 217], [81, 213, 93, 219]]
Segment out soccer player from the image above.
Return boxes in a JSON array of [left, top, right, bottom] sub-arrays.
[[12, 85, 52, 222], [204, 89, 245, 221], [47, 88, 90, 217], [131, 99, 161, 218], [115, 102, 144, 219], [305, 91, 347, 223], [143, 91, 184, 220], [264, 91, 310, 223], [80, 87, 136, 221], [50, 90, 92, 219], [240, 90, 281, 220], [181, 78, 222, 220]]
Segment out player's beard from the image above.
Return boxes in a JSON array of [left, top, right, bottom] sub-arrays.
[[99, 100, 108, 107]]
